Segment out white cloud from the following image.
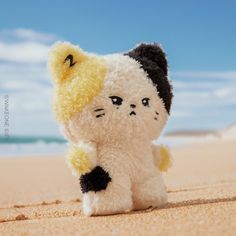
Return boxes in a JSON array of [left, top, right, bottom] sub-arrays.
[[213, 88, 233, 98], [0, 28, 57, 136], [0, 63, 49, 81], [0, 41, 50, 63], [171, 110, 192, 117], [173, 80, 223, 90], [0, 28, 57, 63], [1, 79, 47, 91], [171, 71, 236, 113], [12, 28, 56, 42], [0, 28, 56, 43], [0, 61, 56, 136], [169, 70, 236, 131]]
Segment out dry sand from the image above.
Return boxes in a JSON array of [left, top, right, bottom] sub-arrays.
[[0, 139, 236, 235]]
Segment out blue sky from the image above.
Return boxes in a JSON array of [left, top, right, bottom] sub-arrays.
[[0, 0, 236, 136], [1, 0, 236, 70]]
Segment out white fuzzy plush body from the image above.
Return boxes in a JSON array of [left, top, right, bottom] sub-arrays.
[[63, 54, 169, 215], [82, 140, 167, 215]]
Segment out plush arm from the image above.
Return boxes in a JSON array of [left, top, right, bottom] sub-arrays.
[[151, 144, 172, 172], [66, 141, 97, 177]]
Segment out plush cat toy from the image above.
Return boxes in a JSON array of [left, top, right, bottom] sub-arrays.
[[48, 42, 173, 216]]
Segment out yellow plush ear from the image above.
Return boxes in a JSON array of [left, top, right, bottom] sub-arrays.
[[48, 42, 107, 123], [48, 41, 88, 84]]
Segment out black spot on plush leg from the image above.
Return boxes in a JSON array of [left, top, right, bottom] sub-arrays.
[[79, 166, 112, 193]]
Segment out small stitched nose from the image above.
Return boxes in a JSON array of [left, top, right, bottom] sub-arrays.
[[130, 104, 136, 108]]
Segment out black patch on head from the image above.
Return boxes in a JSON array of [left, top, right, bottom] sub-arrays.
[[64, 54, 76, 67], [79, 166, 111, 193], [125, 43, 173, 114]]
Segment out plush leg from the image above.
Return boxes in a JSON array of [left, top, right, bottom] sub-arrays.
[[80, 166, 133, 216], [132, 173, 167, 210]]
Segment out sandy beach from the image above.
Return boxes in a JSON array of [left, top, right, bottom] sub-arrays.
[[0, 139, 236, 236]]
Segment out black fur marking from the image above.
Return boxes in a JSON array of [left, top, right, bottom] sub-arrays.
[[64, 54, 76, 67], [79, 166, 111, 193], [125, 43, 173, 114], [130, 104, 136, 108], [130, 111, 136, 116], [154, 117, 158, 120], [94, 108, 104, 112], [142, 97, 150, 107], [96, 113, 105, 118], [109, 96, 123, 106]]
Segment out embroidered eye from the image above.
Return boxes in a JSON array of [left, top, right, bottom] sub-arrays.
[[142, 97, 150, 107], [109, 96, 123, 106]]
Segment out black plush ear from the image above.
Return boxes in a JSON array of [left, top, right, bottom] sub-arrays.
[[125, 43, 173, 114]]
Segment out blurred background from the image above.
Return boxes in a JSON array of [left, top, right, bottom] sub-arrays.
[[0, 0, 235, 156]]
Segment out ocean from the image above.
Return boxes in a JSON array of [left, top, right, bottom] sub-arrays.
[[0, 136, 67, 156], [0, 134, 219, 157]]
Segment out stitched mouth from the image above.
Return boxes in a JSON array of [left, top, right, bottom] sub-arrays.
[[129, 111, 136, 116]]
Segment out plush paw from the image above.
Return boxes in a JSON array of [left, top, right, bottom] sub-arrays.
[[152, 144, 172, 172], [82, 193, 133, 216], [158, 146, 172, 172], [66, 142, 97, 176]]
